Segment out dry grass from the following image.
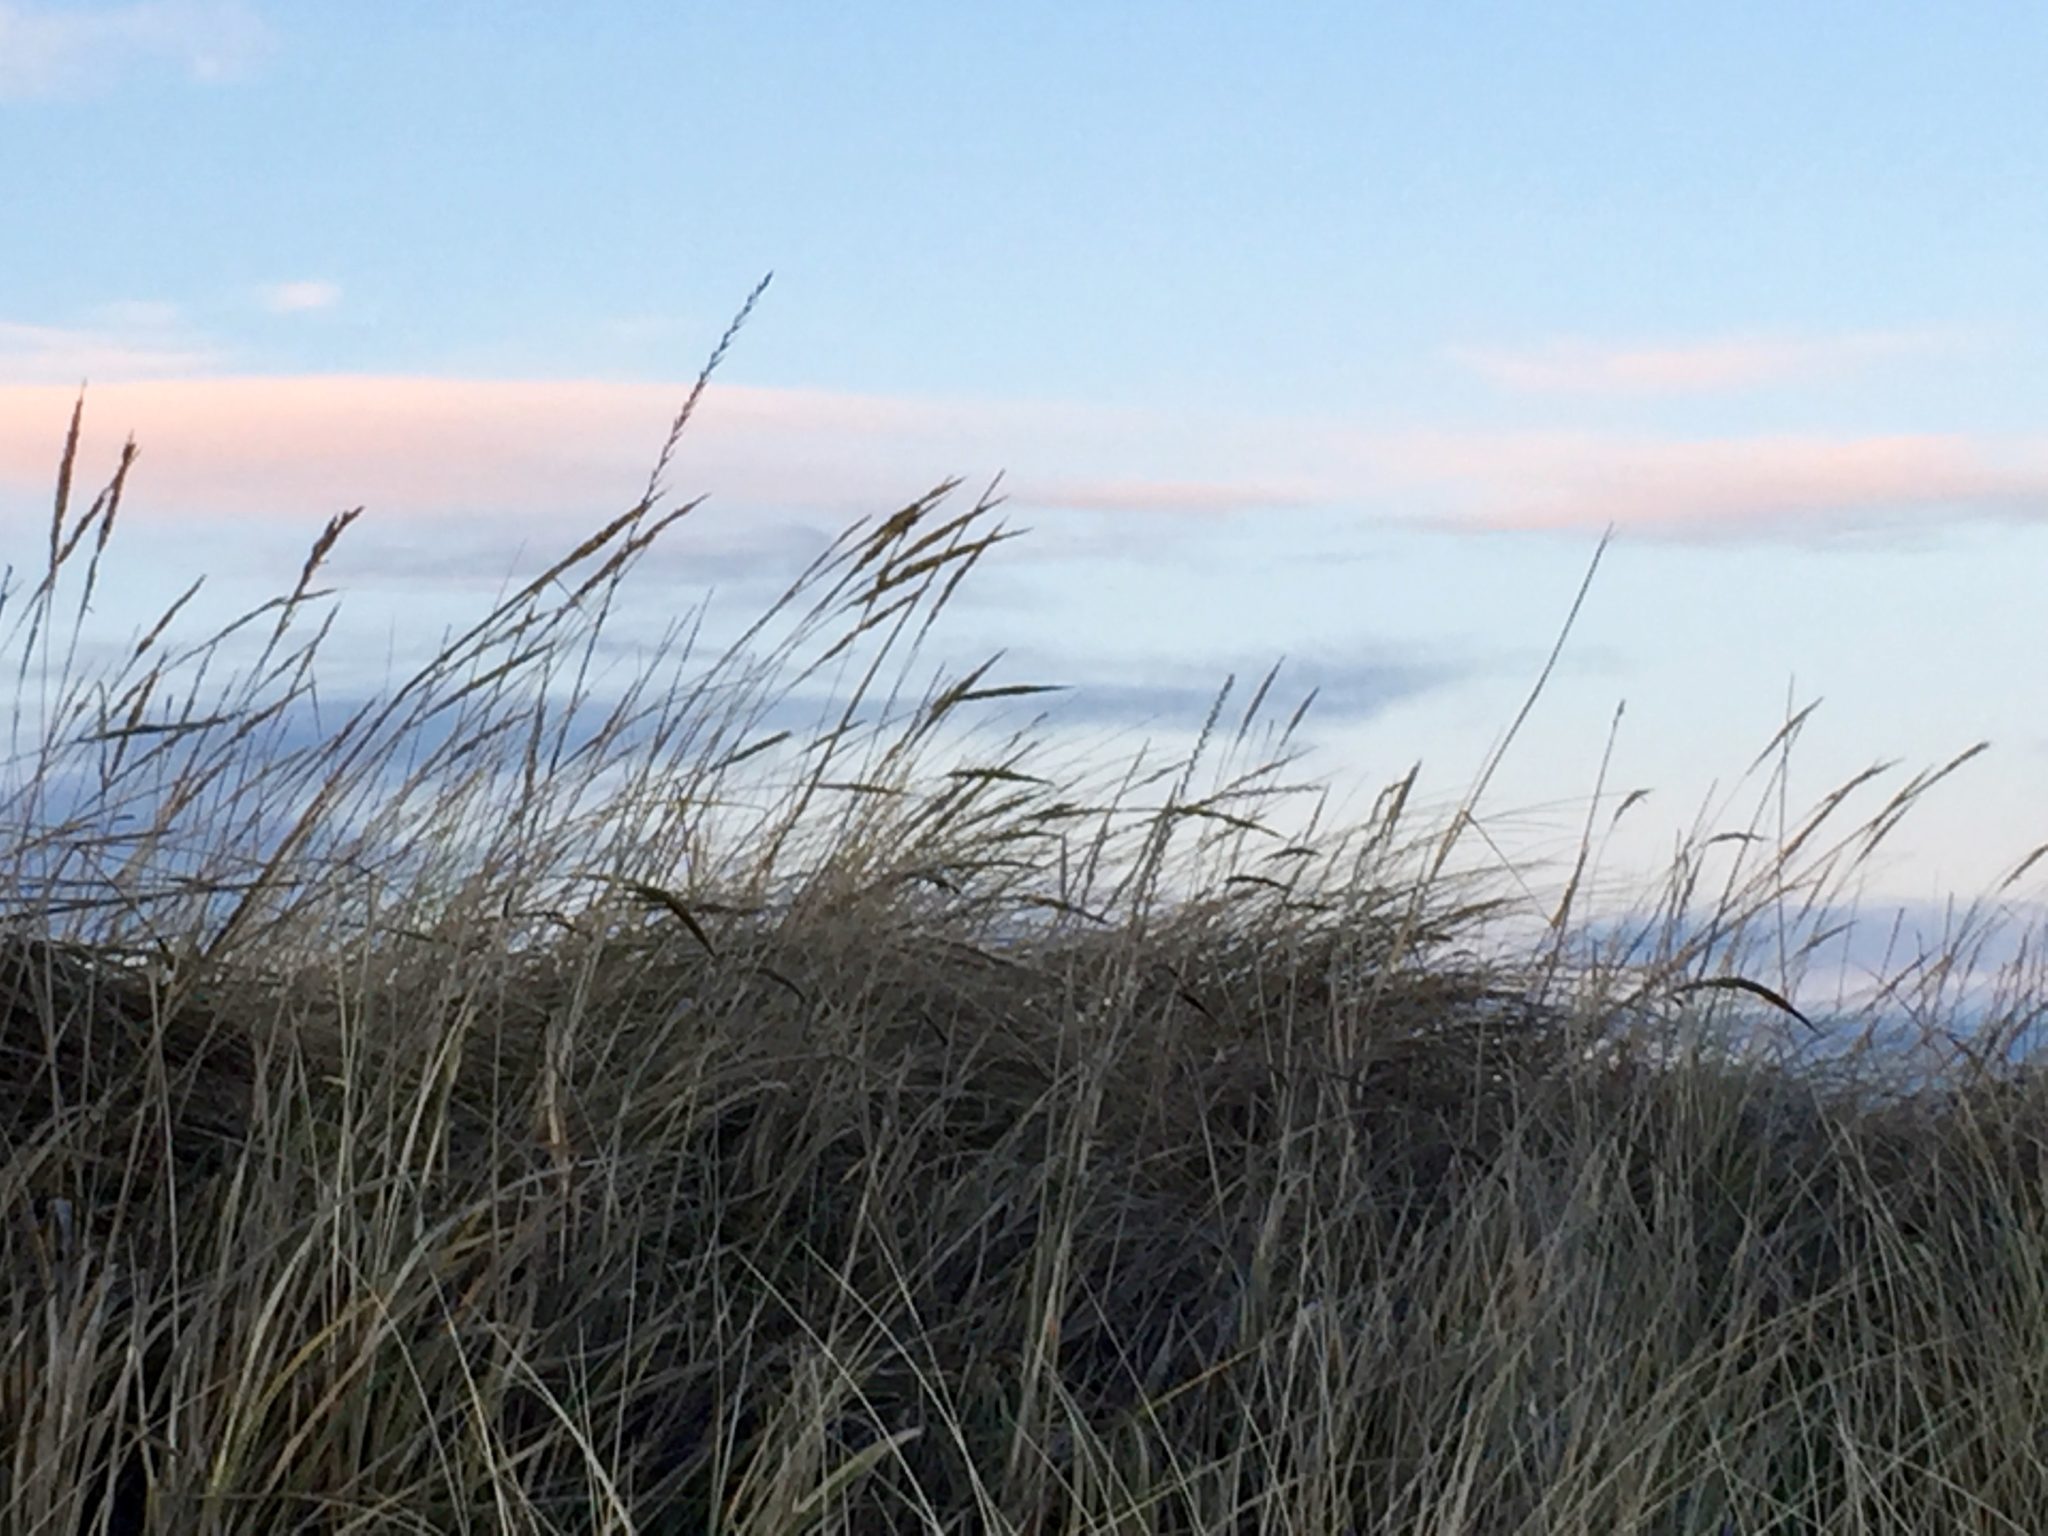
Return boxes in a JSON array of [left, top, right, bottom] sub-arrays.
[[5, 344, 2048, 1533]]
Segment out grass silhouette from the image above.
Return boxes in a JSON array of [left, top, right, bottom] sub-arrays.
[[5, 318, 2048, 1533]]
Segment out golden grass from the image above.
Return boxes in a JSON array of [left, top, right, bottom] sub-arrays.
[[5, 330, 2048, 1532]]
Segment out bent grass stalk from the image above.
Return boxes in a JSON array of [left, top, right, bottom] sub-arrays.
[[2, 333, 2046, 1529]]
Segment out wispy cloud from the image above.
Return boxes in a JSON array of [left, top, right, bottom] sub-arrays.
[[1018, 476, 1319, 516], [5, 368, 2048, 545], [91, 299, 185, 330], [1357, 429, 2048, 535], [259, 281, 342, 315], [0, 0, 271, 100], [0, 319, 223, 384], [1450, 330, 1953, 396], [0, 376, 1008, 526], [1036, 656, 1448, 731]]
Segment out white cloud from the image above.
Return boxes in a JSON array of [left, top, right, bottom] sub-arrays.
[[0, 0, 271, 101], [91, 299, 184, 330], [0, 319, 222, 383], [1450, 330, 1955, 396], [259, 280, 342, 314]]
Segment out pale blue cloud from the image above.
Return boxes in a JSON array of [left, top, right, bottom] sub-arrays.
[[0, 0, 270, 100]]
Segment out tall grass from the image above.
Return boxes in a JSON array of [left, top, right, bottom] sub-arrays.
[[5, 345, 2048, 1531]]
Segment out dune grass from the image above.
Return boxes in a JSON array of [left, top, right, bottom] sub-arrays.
[[6, 359, 2048, 1533]]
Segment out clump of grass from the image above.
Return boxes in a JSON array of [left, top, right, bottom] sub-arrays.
[[4, 336, 2048, 1532]]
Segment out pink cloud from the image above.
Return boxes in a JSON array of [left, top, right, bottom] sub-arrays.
[[1355, 430, 2048, 533], [1451, 330, 1952, 395], [5, 371, 2046, 549], [0, 374, 1348, 547], [0, 376, 1053, 527]]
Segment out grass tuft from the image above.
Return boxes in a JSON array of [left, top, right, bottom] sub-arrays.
[[4, 353, 2047, 1532]]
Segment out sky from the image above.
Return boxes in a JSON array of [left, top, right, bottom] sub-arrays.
[[6, 1, 2048, 1005]]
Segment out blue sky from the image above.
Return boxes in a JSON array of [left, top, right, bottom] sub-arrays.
[[6, 1, 2048, 986]]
